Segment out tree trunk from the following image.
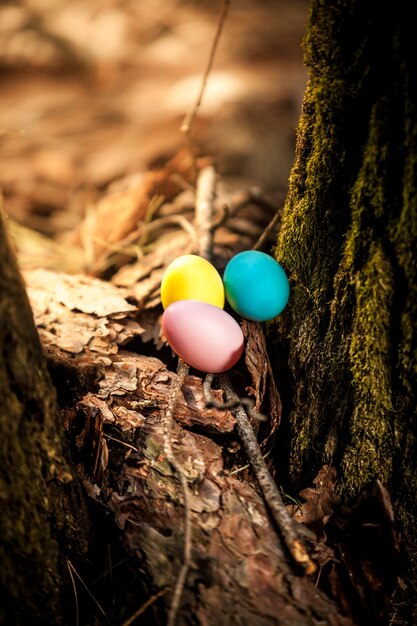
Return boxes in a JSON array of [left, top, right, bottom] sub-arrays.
[[0, 206, 90, 625], [275, 0, 416, 608]]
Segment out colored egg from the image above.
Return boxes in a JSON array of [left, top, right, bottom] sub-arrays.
[[223, 250, 290, 322], [162, 300, 244, 373], [161, 254, 224, 310]]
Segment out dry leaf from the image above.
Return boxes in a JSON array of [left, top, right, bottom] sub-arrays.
[[24, 269, 143, 355], [25, 269, 137, 316], [290, 465, 340, 535], [325, 480, 401, 625], [241, 319, 282, 444], [66, 149, 202, 269]]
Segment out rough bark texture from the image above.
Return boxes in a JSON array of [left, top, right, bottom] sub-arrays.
[[23, 268, 354, 626], [0, 208, 90, 625], [275, 0, 416, 598]]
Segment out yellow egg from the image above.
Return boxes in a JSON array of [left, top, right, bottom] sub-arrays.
[[161, 254, 225, 310]]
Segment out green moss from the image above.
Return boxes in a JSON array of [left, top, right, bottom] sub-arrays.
[[0, 207, 90, 625], [0, 357, 63, 624], [342, 242, 394, 492], [274, 0, 417, 593]]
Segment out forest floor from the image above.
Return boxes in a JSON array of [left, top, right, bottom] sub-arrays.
[[1, 2, 407, 626], [0, 0, 308, 243], [0, 3, 311, 624]]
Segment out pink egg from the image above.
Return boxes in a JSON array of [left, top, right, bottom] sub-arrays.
[[162, 300, 244, 373]]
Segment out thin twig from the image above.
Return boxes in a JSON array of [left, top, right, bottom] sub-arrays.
[[252, 211, 282, 251], [204, 393, 267, 422], [162, 358, 192, 626], [209, 204, 230, 232], [162, 143, 220, 626], [181, 0, 231, 136], [314, 565, 323, 588], [92, 234, 143, 260], [195, 163, 316, 573], [67, 560, 79, 626], [229, 433, 276, 475], [181, 0, 231, 178], [196, 166, 313, 569], [103, 433, 139, 453], [67, 559, 112, 625], [195, 166, 216, 261], [229, 452, 270, 476], [140, 215, 197, 248], [120, 588, 168, 626], [92, 556, 129, 585], [218, 375, 316, 575], [203, 373, 215, 396]]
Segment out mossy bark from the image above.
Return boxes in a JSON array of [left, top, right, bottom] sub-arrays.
[[0, 206, 90, 625], [275, 0, 416, 585]]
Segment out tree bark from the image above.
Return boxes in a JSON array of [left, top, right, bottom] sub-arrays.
[[275, 0, 416, 610], [0, 206, 90, 625], [22, 267, 355, 626]]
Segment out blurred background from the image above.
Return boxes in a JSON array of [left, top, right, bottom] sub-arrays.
[[0, 0, 309, 241]]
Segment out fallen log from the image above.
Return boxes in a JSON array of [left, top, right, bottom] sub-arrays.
[[23, 267, 353, 626]]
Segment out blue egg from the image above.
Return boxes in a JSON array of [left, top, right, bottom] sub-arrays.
[[223, 250, 290, 322]]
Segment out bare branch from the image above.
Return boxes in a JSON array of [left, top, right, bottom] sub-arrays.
[[162, 358, 192, 626], [253, 211, 282, 251], [203, 376, 267, 422], [195, 165, 316, 573], [209, 204, 231, 232], [219, 375, 317, 575], [195, 165, 216, 261], [181, 0, 231, 138], [121, 589, 168, 626], [163, 141, 218, 626]]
